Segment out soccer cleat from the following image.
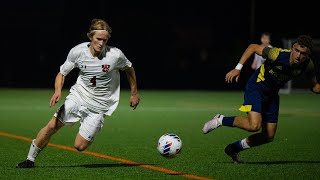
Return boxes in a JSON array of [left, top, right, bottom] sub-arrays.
[[16, 160, 35, 168], [224, 144, 243, 164], [202, 114, 223, 134]]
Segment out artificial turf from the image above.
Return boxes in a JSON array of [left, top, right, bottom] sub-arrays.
[[1, 88, 319, 180]]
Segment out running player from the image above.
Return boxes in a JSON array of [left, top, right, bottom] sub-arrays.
[[251, 32, 273, 70], [202, 35, 320, 163], [16, 18, 140, 168]]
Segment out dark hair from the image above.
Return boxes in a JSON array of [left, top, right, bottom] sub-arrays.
[[294, 35, 313, 51], [261, 32, 272, 38]]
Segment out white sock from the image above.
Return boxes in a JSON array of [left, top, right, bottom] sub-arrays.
[[241, 139, 250, 149], [27, 139, 41, 162]]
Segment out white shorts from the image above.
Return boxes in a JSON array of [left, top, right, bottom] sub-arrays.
[[54, 95, 105, 142]]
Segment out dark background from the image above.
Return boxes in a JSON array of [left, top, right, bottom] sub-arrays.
[[1, 0, 319, 90]]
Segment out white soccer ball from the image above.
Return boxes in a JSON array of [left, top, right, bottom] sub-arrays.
[[157, 133, 182, 158]]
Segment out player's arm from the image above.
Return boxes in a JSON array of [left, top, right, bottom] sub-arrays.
[[125, 66, 140, 110], [49, 72, 65, 107], [49, 47, 77, 107], [225, 44, 265, 83]]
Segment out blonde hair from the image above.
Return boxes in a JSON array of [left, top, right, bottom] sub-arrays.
[[87, 18, 112, 38]]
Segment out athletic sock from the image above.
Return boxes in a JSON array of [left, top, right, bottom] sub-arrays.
[[231, 139, 250, 153], [27, 139, 42, 162], [222, 116, 235, 127]]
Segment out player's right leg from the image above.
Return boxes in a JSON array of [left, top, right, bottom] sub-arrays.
[[203, 83, 263, 134], [202, 114, 224, 134], [202, 111, 262, 134], [16, 116, 64, 168], [233, 111, 262, 131], [16, 96, 81, 168]]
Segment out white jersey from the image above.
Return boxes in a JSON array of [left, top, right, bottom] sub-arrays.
[[254, 44, 273, 69], [60, 42, 132, 116]]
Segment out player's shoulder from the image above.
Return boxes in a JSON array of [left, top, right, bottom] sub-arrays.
[[107, 46, 122, 53], [69, 42, 89, 55], [106, 46, 125, 57], [265, 47, 291, 61], [72, 42, 90, 51]]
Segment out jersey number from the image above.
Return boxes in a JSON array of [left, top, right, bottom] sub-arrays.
[[90, 65, 110, 87], [90, 76, 96, 87], [102, 64, 110, 72]]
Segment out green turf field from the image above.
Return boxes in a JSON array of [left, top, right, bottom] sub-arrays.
[[1, 88, 320, 180]]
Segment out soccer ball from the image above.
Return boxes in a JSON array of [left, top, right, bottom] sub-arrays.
[[157, 133, 182, 158]]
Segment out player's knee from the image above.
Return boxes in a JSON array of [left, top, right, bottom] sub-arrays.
[[247, 116, 262, 132], [247, 124, 261, 132], [74, 139, 90, 152], [74, 133, 92, 151], [45, 118, 60, 134], [74, 144, 87, 152]]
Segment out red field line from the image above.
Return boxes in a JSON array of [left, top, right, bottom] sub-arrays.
[[0, 131, 214, 180]]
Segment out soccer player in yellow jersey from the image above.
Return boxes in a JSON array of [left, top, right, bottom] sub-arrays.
[[202, 35, 320, 163]]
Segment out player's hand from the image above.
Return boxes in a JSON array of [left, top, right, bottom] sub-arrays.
[[49, 91, 61, 107], [130, 93, 140, 110], [225, 69, 241, 83], [311, 83, 320, 94]]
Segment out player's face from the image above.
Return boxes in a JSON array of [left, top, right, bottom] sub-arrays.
[[90, 31, 110, 54], [290, 43, 310, 65], [261, 35, 270, 46]]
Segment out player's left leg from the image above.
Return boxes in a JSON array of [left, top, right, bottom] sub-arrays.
[[225, 94, 279, 163], [74, 112, 105, 151], [74, 133, 92, 151], [224, 122, 277, 163], [246, 122, 277, 147]]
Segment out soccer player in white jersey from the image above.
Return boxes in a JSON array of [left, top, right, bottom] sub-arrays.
[[251, 32, 272, 70], [16, 18, 140, 168]]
